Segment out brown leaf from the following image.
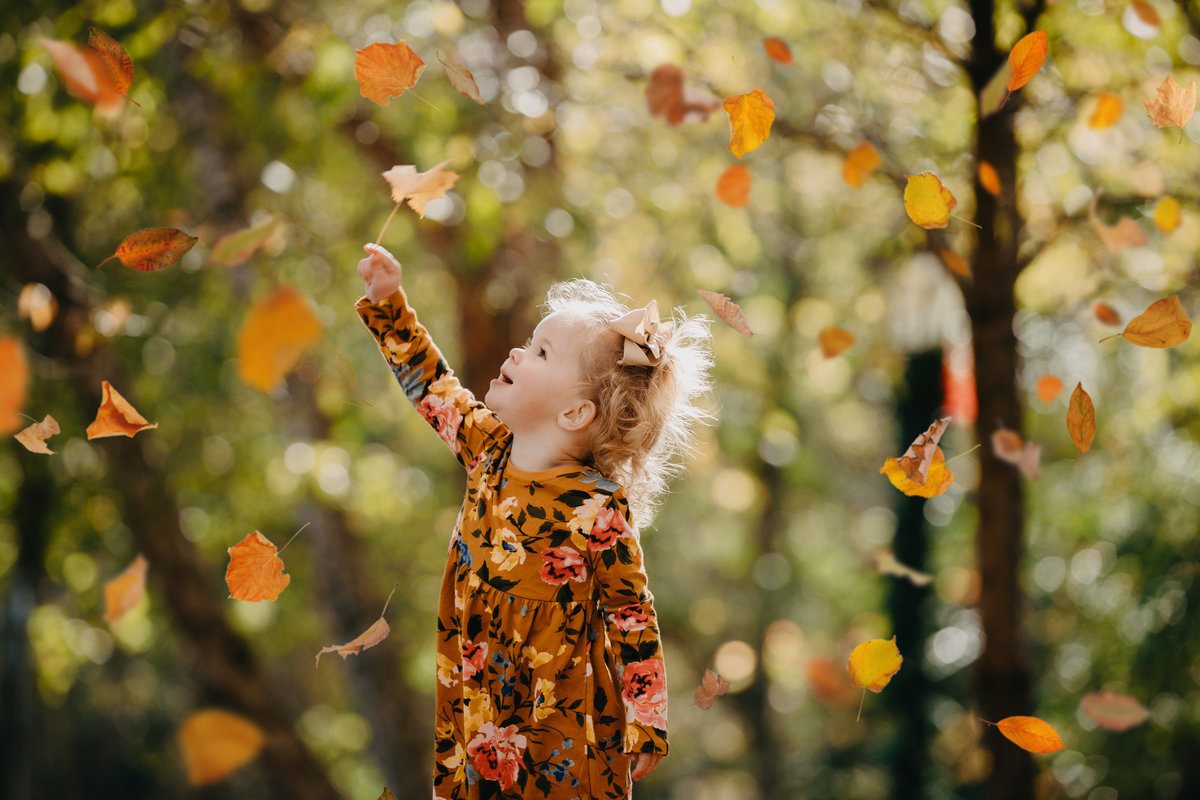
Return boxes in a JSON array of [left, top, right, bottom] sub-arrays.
[[842, 142, 881, 188], [991, 427, 1041, 481], [15, 415, 60, 454], [225, 531, 291, 602], [817, 326, 855, 358], [18, 283, 58, 331], [896, 417, 951, 484], [1088, 197, 1147, 254], [645, 64, 719, 126], [1006, 30, 1048, 92], [1093, 302, 1121, 326], [0, 338, 29, 436], [1066, 383, 1096, 454], [1112, 295, 1191, 348], [210, 215, 285, 266], [724, 88, 775, 159], [104, 554, 148, 625], [762, 37, 792, 64], [96, 227, 198, 271], [693, 668, 730, 710], [355, 41, 425, 106], [437, 50, 486, 105], [880, 448, 954, 498], [316, 585, 398, 667], [715, 164, 751, 207], [698, 290, 754, 337], [180, 709, 265, 786], [87, 380, 157, 439], [381, 160, 460, 218], [1080, 690, 1151, 732], [1144, 75, 1196, 129], [1131, 0, 1162, 29], [236, 286, 323, 393]]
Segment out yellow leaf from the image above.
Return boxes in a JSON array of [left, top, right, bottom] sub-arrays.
[[723, 88, 775, 159], [1144, 75, 1196, 129], [15, 414, 60, 454], [104, 554, 148, 625], [978, 161, 1001, 196], [18, 283, 58, 331], [225, 531, 291, 602], [872, 551, 933, 586], [817, 326, 855, 358], [236, 286, 322, 392], [881, 448, 954, 498], [992, 715, 1065, 754], [1153, 196, 1181, 233], [842, 142, 881, 188], [904, 172, 957, 229], [847, 636, 902, 693], [87, 380, 158, 439], [1088, 91, 1123, 128], [1066, 382, 1096, 454], [179, 709, 265, 786], [1006, 30, 1048, 92], [1115, 295, 1191, 348]]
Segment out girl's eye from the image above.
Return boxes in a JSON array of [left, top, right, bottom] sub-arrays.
[[537, 347, 547, 359]]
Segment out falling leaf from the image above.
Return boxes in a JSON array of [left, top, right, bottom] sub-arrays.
[[645, 64, 720, 126], [723, 88, 775, 159], [1144, 75, 1196, 129], [817, 326, 855, 358], [210, 216, 285, 266], [18, 283, 58, 331], [762, 37, 792, 64], [1006, 30, 1048, 92], [979, 61, 1014, 117], [39, 37, 119, 109], [226, 531, 291, 602], [1153, 196, 1181, 233], [880, 448, 954, 498], [1093, 302, 1121, 326], [316, 585, 398, 666], [437, 50, 486, 105], [96, 227, 198, 271], [986, 715, 1065, 754], [698, 290, 754, 337], [1080, 690, 1151, 731], [15, 415, 60, 455], [1105, 295, 1191, 348], [87, 28, 136, 106], [104, 554, 148, 625], [898, 417, 950, 484], [1066, 383, 1096, 454], [807, 656, 859, 707], [236, 286, 322, 393], [847, 636, 902, 693], [1088, 92, 1124, 128], [377, 789, 399, 800], [180, 709, 265, 786], [939, 249, 970, 277], [381, 160, 460, 218], [87, 380, 157, 439], [355, 41, 425, 106], [978, 161, 1001, 196], [716, 164, 751, 207], [1088, 197, 1147, 254], [991, 428, 1041, 481], [1035, 374, 1064, 404], [872, 551, 933, 586], [693, 669, 730, 710], [1131, 0, 1162, 28], [842, 142, 881, 188], [904, 172, 957, 229], [0, 338, 29, 436]]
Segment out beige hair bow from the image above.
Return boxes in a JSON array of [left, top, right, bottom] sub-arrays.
[[609, 300, 674, 367]]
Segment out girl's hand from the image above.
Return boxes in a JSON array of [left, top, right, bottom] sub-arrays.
[[630, 752, 663, 781], [358, 243, 403, 303]]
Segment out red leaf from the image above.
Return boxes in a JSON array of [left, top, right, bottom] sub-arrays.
[[97, 227, 198, 271]]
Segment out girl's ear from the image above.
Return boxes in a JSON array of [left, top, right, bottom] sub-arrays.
[[558, 398, 596, 433]]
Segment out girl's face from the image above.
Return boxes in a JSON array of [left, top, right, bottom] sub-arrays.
[[484, 312, 590, 433]]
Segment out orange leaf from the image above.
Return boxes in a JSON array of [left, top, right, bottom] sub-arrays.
[[87, 380, 157, 439], [355, 41, 425, 106], [226, 531, 291, 602], [236, 286, 322, 392], [847, 636, 902, 693], [723, 88, 775, 159], [693, 668, 730, 710], [40, 37, 119, 109], [1006, 30, 1048, 92], [904, 172, 957, 229], [15, 415, 60, 454], [104, 554, 148, 625], [1153, 196, 1181, 233], [437, 50, 486, 105], [698, 290, 754, 338], [1088, 197, 1147, 254], [991, 427, 1041, 481], [645, 64, 720, 126], [210, 215, 285, 266], [817, 326, 855, 358], [1131, 0, 1162, 28], [991, 715, 1065, 754], [762, 37, 792, 64], [807, 656, 859, 707], [179, 709, 265, 786], [1113, 295, 1191, 348], [715, 164, 751, 207], [316, 585, 398, 666], [0, 338, 29, 436], [939, 249, 970, 277], [978, 161, 1001, 196], [18, 283, 58, 331], [1035, 374, 1064, 404], [872, 550, 933, 586], [1066, 382, 1096, 454], [1088, 91, 1124, 128], [1080, 690, 1151, 732], [1144, 75, 1196, 129], [87, 28, 135, 104], [842, 142, 881, 188], [96, 227, 198, 271], [1093, 302, 1121, 326], [896, 417, 950, 484], [381, 160, 460, 218], [880, 448, 954, 498]]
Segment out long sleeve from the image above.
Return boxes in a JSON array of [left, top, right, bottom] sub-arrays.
[[357, 289, 507, 469]]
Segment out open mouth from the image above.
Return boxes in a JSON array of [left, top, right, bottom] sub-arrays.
[[498, 371, 513, 384]]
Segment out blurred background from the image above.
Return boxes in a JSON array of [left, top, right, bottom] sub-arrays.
[[2, 1, 1200, 798]]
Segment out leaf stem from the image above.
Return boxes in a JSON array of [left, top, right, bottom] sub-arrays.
[[945, 443, 982, 466], [380, 583, 400, 617], [856, 688, 866, 722], [1097, 333, 1121, 343], [408, 90, 444, 116], [277, 521, 311, 555], [950, 214, 983, 230], [375, 202, 401, 245]]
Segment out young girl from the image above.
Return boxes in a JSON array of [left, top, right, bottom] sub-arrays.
[[355, 243, 711, 799]]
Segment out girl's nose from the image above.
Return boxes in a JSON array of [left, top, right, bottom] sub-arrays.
[[509, 346, 522, 360]]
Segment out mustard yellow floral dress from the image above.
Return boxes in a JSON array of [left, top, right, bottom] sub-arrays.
[[357, 290, 668, 799]]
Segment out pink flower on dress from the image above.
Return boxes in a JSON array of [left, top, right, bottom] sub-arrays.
[[622, 658, 668, 729], [461, 638, 488, 681], [539, 547, 588, 585], [608, 604, 652, 632], [419, 394, 463, 453], [587, 506, 630, 550], [465, 722, 527, 790]]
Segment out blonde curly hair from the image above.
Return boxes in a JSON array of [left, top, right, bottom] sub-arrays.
[[544, 279, 713, 529]]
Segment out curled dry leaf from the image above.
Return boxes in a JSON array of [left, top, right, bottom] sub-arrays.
[[355, 41, 425, 106], [872, 550, 933, 586], [1144, 75, 1196, 129], [1089, 91, 1123, 128], [382, 160, 460, 218], [715, 164, 751, 207], [904, 172, 957, 229], [1006, 30, 1048, 92], [104, 554, 148, 625], [698, 290, 754, 338], [1153, 196, 1181, 233], [15, 415, 60, 454], [1088, 197, 1147, 254], [0, 338, 29, 436], [987, 715, 1065, 754], [226, 531, 291, 602], [1107, 295, 1191, 348], [817, 326, 855, 358], [1093, 302, 1121, 326], [1035, 374, 1064, 404], [96, 227, 198, 271], [316, 585, 399, 666], [180, 709, 265, 786], [87, 380, 157, 439], [842, 142, 881, 188], [1066, 382, 1096, 454], [978, 161, 1001, 196], [881, 448, 954, 498], [1080, 690, 1151, 732], [693, 669, 731, 710], [18, 282, 58, 331], [723, 88, 775, 159], [236, 286, 322, 393], [437, 50, 486, 105], [210, 215, 285, 266], [991, 427, 1041, 481], [896, 417, 950, 484], [847, 636, 902, 693], [645, 64, 720, 126], [762, 36, 792, 64]]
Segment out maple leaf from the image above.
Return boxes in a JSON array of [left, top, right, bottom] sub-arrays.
[[872, 550, 933, 586], [1144, 75, 1196, 129], [87, 380, 157, 439], [96, 227, 198, 271], [382, 160, 460, 219], [904, 172, 957, 229], [645, 64, 720, 126], [693, 669, 730, 710], [0, 338, 29, 436], [355, 41, 425, 106], [723, 88, 775, 159], [762, 37, 792, 64], [978, 161, 1001, 196], [236, 286, 322, 393], [316, 585, 398, 666], [715, 164, 751, 207], [179, 709, 265, 786], [1153, 196, 1181, 233], [18, 283, 58, 331], [1006, 30, 1048, 92], [104, 554, 148, 625], [847, 636, 902, 693], [437, 50, 485, 105], [817, 326, 855, 358], [87, 28, 138, 107], [1080, 690, 1151, 732], [226, 531, 291, 602], [983, 715, 1065, 754], [15, 415, 60, 454], [1093, 302, 1121, 326], [1035, 374, 1064, 404], [1088, 91, 1123, 128], [698, 290, 754, 337], [842, 142, 881, 188], [991, 428, 1040, 481], [1088, 197, 1147, 254], [1066, 382, 1096, 454], [1102, 295, 1191, 348], [210, 215, 285, 266]]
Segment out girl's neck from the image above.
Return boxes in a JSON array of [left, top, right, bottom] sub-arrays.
[[508, 433, 587, 473]]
